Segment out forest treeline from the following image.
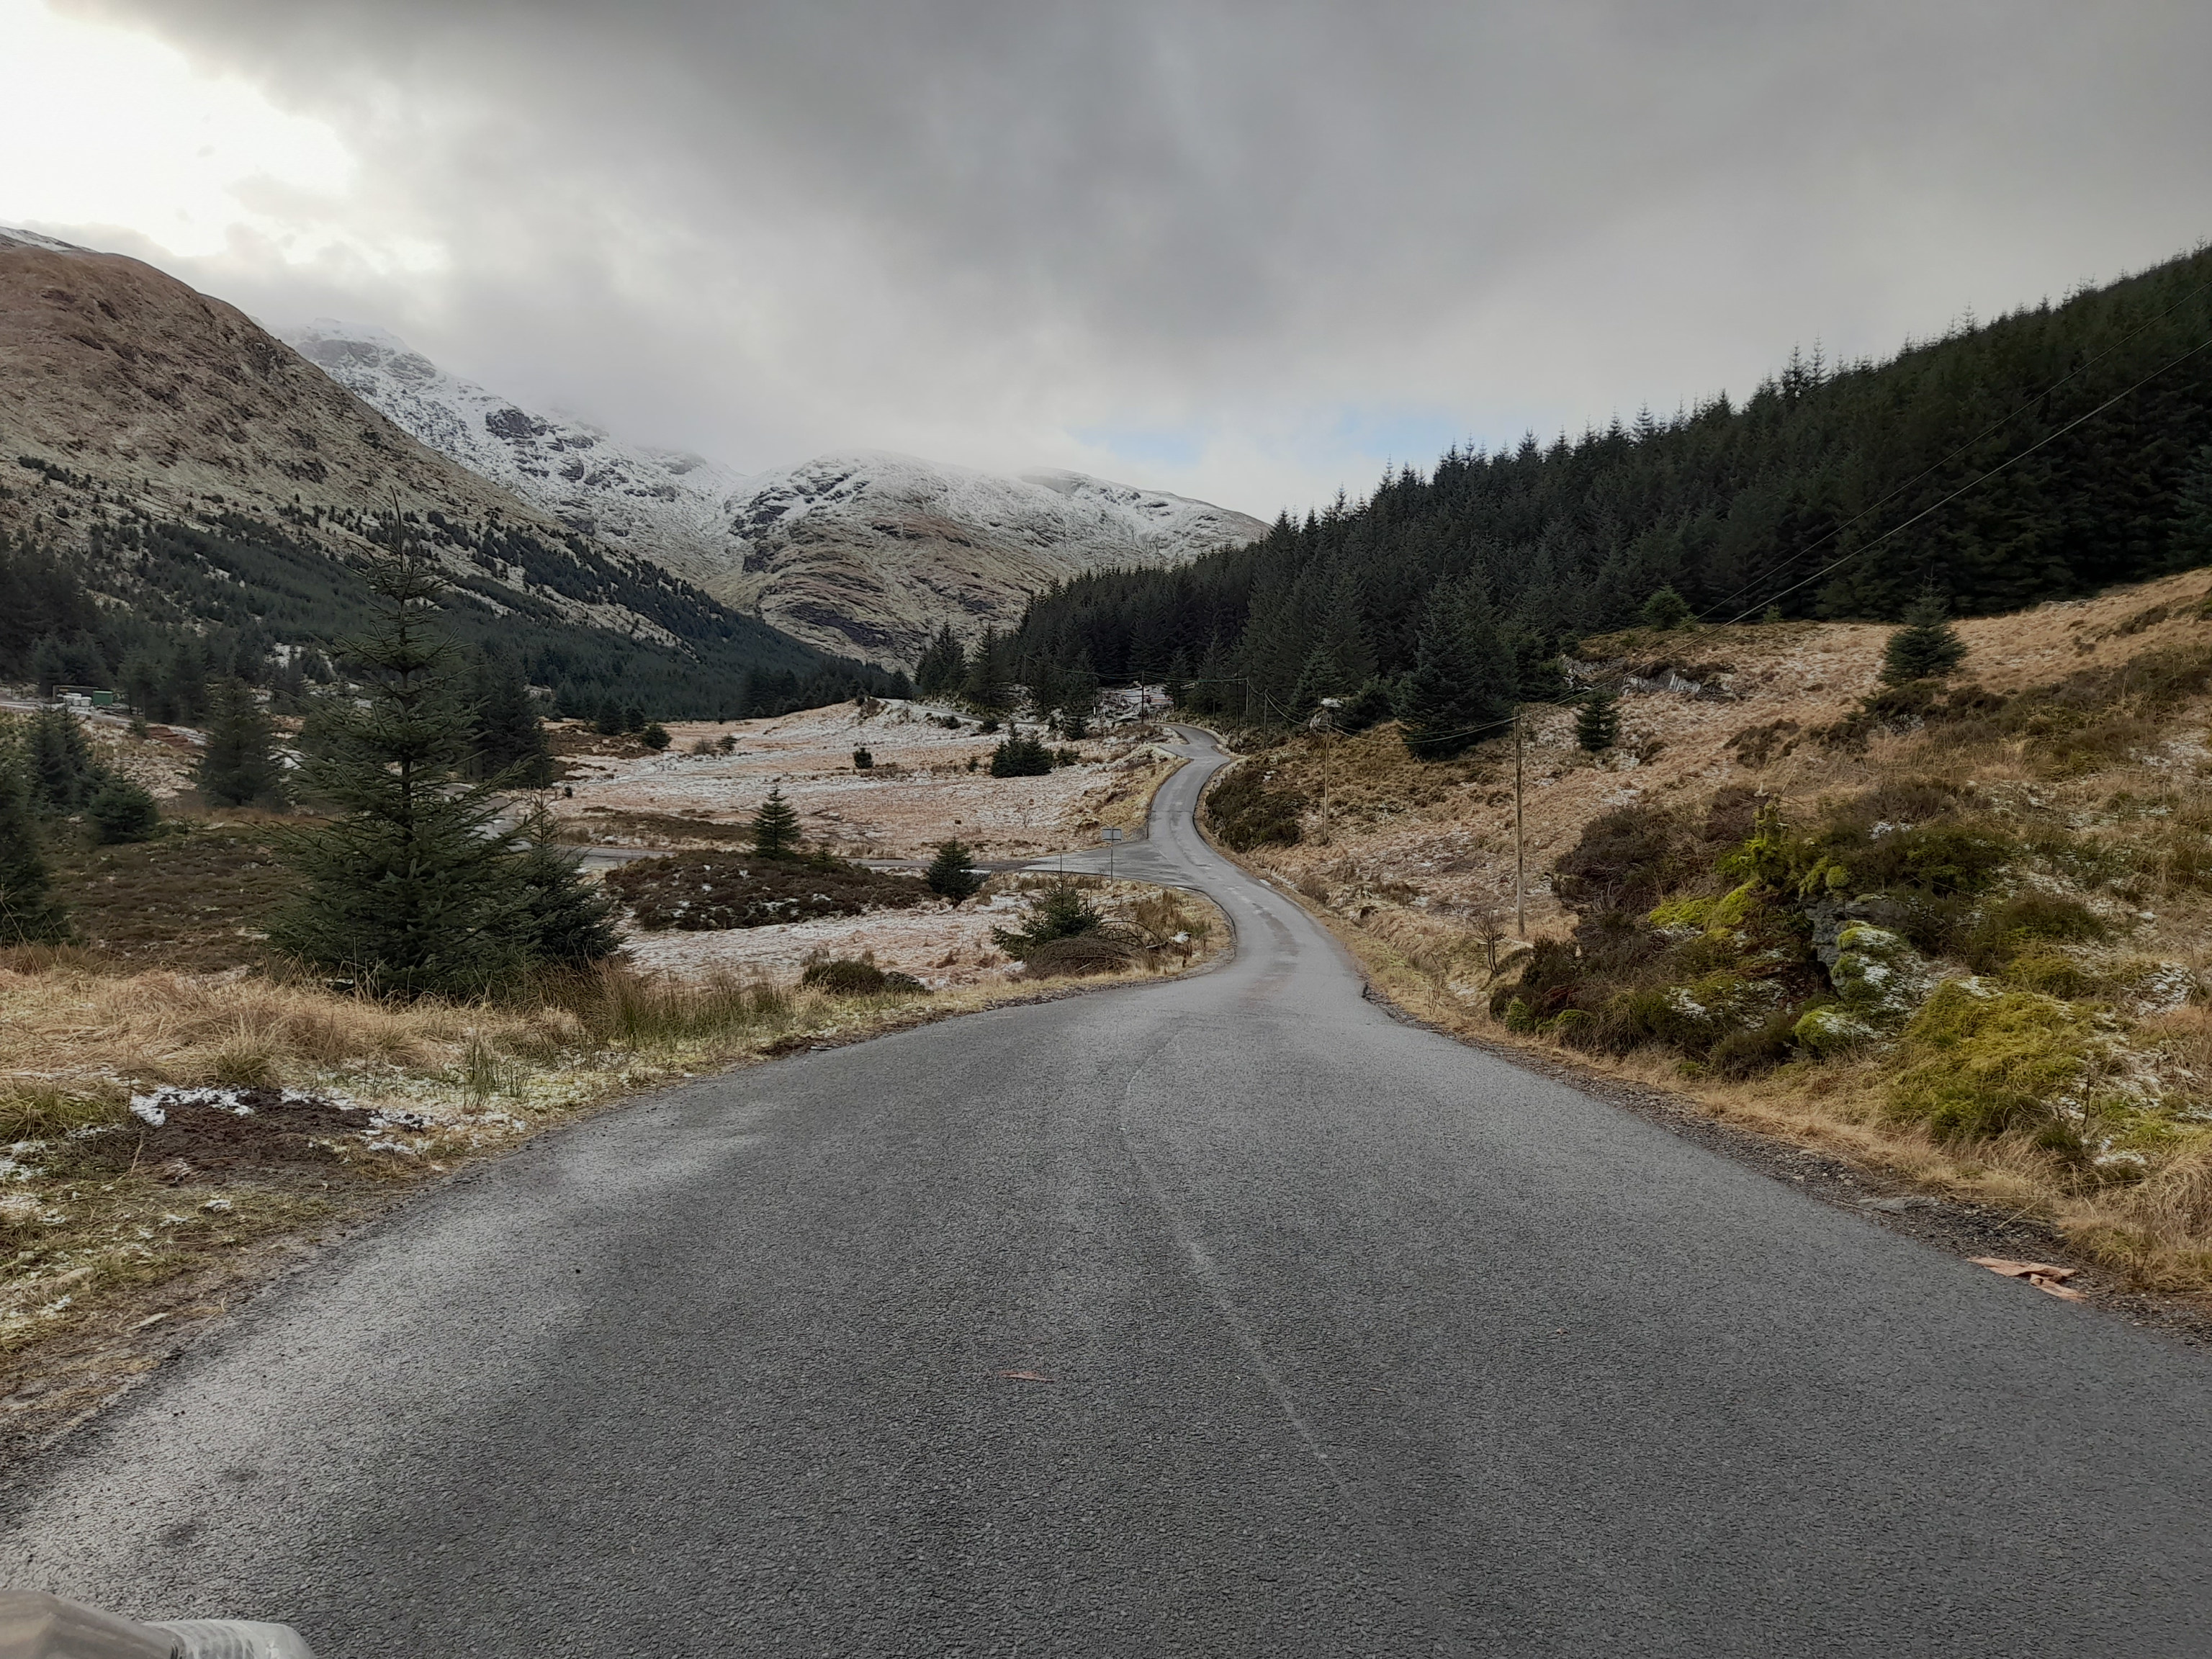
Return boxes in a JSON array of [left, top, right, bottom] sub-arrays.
[[1006, 245, 2212, 734], [0, 485, 907, 721]]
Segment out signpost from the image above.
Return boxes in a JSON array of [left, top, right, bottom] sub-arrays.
[[1102, 825, 1122, 878]]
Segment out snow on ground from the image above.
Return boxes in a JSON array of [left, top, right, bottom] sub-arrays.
[[622, 892, 1030, 989], [562, 698, 1190, 985], [555, 698, 1172, 862]]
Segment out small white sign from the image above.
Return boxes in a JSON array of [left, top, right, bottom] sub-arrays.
[[1101, 827, 1124, 842]]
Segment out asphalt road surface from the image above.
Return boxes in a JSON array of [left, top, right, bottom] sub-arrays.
[[8, 727, 2212, 1655]]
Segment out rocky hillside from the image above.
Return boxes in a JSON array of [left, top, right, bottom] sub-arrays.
[[281, 321, 1267, 668], [0, 229, 863, 713], [714, 451, 1268, 667]]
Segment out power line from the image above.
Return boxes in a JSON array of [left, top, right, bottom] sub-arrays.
[[1694, 269, 2212, 621], [1719, 329, 2212, 624]]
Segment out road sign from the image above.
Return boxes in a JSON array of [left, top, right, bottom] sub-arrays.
[[1100, 828, 1123, 842]]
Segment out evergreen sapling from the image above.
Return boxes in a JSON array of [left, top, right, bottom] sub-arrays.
[[197, 678, 287, 809], [1879, 590, 1968, 685], [1575, 689, 1622, 755], [925, 838, 984, 904], [750, 786, 802, 858], [0, 761, 66, 944]]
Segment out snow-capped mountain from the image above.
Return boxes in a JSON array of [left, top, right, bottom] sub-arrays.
[[282, 322, 1267, 667], [279, 320, 745, 590], [711, 451, 1268, 665]]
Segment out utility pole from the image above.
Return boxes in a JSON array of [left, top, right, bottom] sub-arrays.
[[1513, 702, 1526, 938]]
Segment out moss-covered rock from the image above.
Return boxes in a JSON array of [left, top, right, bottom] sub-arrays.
[[1889, 979, 2103, 1141], [1793, 1004, 1881, 1056], [1829, 922, 1936, 1024]]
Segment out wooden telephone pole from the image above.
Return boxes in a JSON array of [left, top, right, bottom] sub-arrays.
[[1512, 703, 1526, 938]]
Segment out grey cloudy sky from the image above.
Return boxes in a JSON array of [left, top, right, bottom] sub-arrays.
[[19, 0, 2212, 515]]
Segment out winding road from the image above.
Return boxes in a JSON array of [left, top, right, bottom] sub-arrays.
[[9, 727, 2212, 1654]]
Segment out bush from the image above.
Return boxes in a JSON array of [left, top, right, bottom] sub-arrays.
[[86, 775, 160, 843], [1338, 680, 1396, 733], [1205, 767, 1305, 850], [853, 746, 874, 770], [1553, 803, 1687, 914], [799, 958, 927, 996], [1017, 933, 1138, 978], [1640, 586, 1694, 630], [639, 723, 671, 752], [606, 851, 930, 930], [1963, 891, 2108, 973], [991, 881, 1106, 960]]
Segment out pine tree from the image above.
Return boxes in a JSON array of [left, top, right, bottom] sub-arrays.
[[22, 706, 99, 811], [989, 732, 1053, 777], [157, 643, 207, 724], [961, 627, 1011, 711], [1879, 590, 1968, 685], [750, 786, 802, 858], [1293, 566, 1379, 711], [2170, 444, 2212, 570], [914, 624, 966, 696], [0, 760, 66, 944], [469, 651, 554, 786], [197, 678, 287, 809], [269, 551, 539, 997], [925, 838, 984, 904], [1575, 689, 1622, 754], [1640, 585, 1694, 630], [1398, 583, 1511, 760], [513, 810, 621, 967]]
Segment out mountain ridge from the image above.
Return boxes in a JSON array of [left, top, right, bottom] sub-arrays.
[[279, 320, 1268, 667], [0, 228, 882, 717]]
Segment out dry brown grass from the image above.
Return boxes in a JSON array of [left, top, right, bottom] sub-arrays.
[[1213, 566, 2212, 1305]]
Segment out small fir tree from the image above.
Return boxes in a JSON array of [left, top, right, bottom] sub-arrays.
[[991, 881, 1103, 959], [23, 706, 100, 812], [513, 811, 621, 967], [269, 550, 540, 997], [1574, 690, 1622, 755], [197, 678, 287, 809], [925, 838, 984, 904], [87, 774, 160, 843], [0, 762, 66, 944], [1639, 585, 1694, 631], [989, 733, 1053, 777], [852, 745, 873, 770], [750, 786, 802, 858], [1879, 590, 1968, 685], [639, 722, 671, 752], [469, 651, 554, 785]]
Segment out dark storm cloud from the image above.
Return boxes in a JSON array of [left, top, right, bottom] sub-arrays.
[[57, 0, 2212, 508]]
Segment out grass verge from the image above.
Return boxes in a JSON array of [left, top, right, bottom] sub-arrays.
[[0, 902, 1226, 1463]]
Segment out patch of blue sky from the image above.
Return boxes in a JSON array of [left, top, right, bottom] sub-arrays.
[[1069, 425, 1207, 471]]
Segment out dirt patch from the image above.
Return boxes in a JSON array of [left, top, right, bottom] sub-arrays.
[[63, 1089, 425, 1184], [605, 853, 935, 931]]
